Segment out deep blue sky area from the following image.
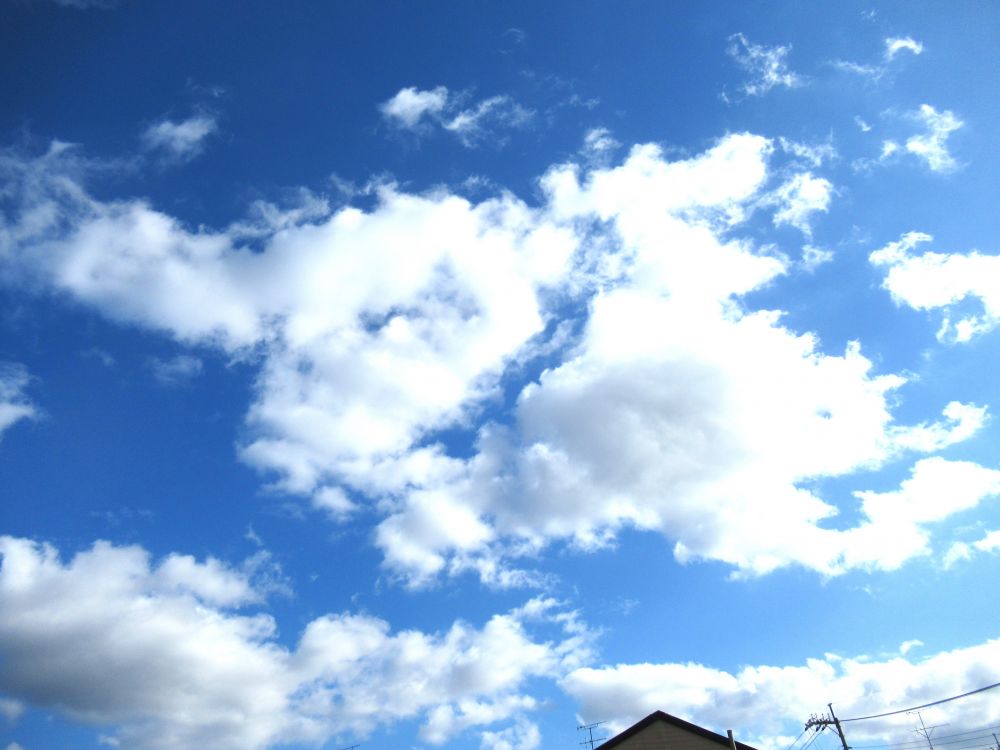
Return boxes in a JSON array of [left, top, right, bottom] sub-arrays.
[[2, 3, 1000, 750]]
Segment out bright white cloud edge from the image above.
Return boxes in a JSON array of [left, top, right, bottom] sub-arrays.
[[0, 127, 995, 589], [3, 536, 999, 750], [0, 536, 592, 750], [871, 231, 1000, 342], [563, 637, 1000, 750]]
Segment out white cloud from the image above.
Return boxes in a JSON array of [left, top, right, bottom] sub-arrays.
[[152, 552, 262, 607], [888, 401, 987, 452], [380, 86, 532, 147], [0, 536, 592, 750], [871, 232, 1000, 342], [834, 36, 923, 81], [860, 99, 962, 171], [769, 172, 833, 236], [801, 244, 834, 271], [370, 137, 988, 583], [841, 457, 1000, 571], [833, 60, 882, 78], [0, 697, 24, 722], [885, 36, 924, 60], [905, 104, 963, 172], [582, 128, 620, 160], [480, 717, 541, 750], [3, 133, 988, 587], [147, 354, 203, 385], [944, 528, 1000, 568], [444, 95, 533, 147], [0, 145, 577, 508], [899, 639, 923, 655], [855, 116, 872, 132], [726, 34, 803, 98], [379, 85, 449, 129], [0, 364, 36, 440], [141, 115, 217, 160], [778, 138, 837, 168], [562, 638, 1000, 746]]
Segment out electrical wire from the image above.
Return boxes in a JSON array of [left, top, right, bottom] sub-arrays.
[[798, 725, 828, 750], [852, 724, 1000, 750], [842, 682, 1000, 723], [783, 726, 810, 750]]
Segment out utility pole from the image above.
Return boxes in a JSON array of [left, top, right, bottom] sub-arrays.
[[908, 710, 948, 750], [804, 704, 850, 750], [578, 721, 608, 750], [991, 731, 999, 750]]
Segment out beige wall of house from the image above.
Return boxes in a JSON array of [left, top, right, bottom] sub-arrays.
[[610, 720, 736, 750]]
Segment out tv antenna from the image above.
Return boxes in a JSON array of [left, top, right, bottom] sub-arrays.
[[578, 721, 608, 750], [908, 710, 948, 750]]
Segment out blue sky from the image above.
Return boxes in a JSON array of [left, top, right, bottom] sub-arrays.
[[2, 2, 1000, 750]]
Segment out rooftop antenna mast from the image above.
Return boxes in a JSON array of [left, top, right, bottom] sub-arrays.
[[578, 721, 608, 750], [908, 710, 948, 750]]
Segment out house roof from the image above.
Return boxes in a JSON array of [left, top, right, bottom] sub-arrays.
[[598, 711, 760, 750]]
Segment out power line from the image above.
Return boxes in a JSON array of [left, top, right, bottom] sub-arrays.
[[854, 723, 1000, 749], [842, 682, 1000, 723], [853, 728, 1000, 750], [799, 725, 829, 750], [784, 727, 809, 750]]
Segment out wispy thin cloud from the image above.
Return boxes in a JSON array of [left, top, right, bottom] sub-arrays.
[[141, 114, 217, 161], [725, 33, 803, 99], [380, 86, 533, 147], [0, 363, 36, 440], [147, 354, 204, 386], [905, 103, 963, 172], [834, 35, 924, 81]]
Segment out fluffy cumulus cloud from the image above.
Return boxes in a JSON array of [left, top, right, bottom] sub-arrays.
[[0, 363, 36, 440], [0, 536, 591, 750], [0, 132, 990, 588], [840, 456, 1000, 571], [862, 105, 963, 173], [380, 85, 532, 146], [871, 232, 1000, 342], [562, 638, 1000, 747], [726, 34, 803, 98], [0, 140, 576, 507], [373, 136, 988, 584], [480, 717, 542, 750], [141, 114, 217, 160], [768, 172, 833, 236], [944, 528, 1000, 568], [379, 85, 450, 129]]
